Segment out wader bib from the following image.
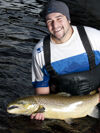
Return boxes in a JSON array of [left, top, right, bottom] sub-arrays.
[[43, 26, 100, 95]]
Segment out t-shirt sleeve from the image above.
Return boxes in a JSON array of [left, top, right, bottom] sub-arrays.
[[32, 41, 50, 89], [85, 26, 100, 65]]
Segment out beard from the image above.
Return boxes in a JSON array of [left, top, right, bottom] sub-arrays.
[[51, 26, 71, 41]]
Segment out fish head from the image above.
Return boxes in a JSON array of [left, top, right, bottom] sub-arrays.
[[7, 98, 39, 115]]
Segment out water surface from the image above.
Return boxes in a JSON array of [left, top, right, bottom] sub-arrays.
[[0, 0, 100, 133]]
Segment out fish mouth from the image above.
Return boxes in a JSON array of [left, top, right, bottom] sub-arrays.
[[7, 105, 19, 110]]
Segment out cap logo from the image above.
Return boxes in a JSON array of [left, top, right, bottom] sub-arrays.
[[47, 8, 56, 13]]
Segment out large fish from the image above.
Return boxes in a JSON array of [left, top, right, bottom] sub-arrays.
[[7, 93, 99, 123]]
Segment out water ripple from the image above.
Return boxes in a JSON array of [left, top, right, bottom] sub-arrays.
[[0, 0, 100, 133]]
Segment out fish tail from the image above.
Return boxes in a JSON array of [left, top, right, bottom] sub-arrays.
[[88, 104, 100, 119]]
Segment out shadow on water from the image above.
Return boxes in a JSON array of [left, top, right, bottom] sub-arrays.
[[5, 115, 100, 133], [0, 0, 100, 133]]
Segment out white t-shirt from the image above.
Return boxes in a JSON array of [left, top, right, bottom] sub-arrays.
[[32, 26, 100, 88]]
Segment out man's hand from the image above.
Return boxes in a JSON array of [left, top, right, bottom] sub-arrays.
[[30, 87, 50, 121], [30, 113, 45, 120], [98, 88, 100, 102]]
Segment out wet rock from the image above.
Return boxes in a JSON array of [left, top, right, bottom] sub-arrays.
[[7, 115, 100, 133]]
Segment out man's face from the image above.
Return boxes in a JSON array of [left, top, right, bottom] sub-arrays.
[[46, 12, 71, 41]]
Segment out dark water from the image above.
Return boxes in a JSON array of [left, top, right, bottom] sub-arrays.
[[0, 0, 100, 133]]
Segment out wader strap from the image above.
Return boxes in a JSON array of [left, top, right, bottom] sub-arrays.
[[43, 26, 96, 75], [43, 35, 58, 76], [77, 26, 96, 70]]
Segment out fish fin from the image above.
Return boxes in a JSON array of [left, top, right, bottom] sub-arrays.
[[64, 118, 73, 124], [35, 105, 45, 113], [88, 105, 100, 119], [56, 92, 71, 97], [89, 90, 97, 95]]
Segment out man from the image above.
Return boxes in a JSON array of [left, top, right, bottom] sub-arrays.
[[32, 0, 100, 120]]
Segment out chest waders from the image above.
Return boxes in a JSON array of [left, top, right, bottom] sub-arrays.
[[43, 26, 100, 95]]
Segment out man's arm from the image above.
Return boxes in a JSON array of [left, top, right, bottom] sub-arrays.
[[35, 87, 50, 94], [98, 88, 100, 102], [32, 40, 50, 120]]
